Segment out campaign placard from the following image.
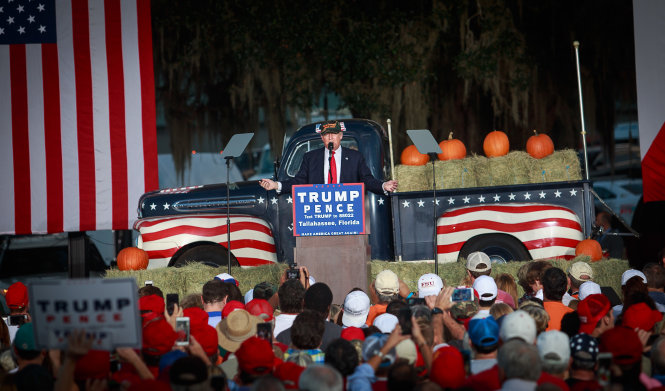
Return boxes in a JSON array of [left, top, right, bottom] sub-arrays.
[[28, 278, 141, 350], [293, 183, 365, 236]]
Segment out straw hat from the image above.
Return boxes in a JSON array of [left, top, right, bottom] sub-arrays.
[[216, 309, 261, 353]]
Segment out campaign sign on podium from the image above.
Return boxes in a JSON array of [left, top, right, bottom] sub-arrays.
[[292, 183, 365, 236]]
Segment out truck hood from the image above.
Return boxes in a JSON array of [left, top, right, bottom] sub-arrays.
[[136, 181, 269, 221]]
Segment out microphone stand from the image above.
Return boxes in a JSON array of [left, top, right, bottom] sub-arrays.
[[328, 142, 334, 184]]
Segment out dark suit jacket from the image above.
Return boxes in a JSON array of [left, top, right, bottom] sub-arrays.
[[280, 147, 385, 194]]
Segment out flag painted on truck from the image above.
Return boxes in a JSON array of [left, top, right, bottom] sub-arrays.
[[633, 0, 665, 202], [135, 215, 278, 268], [0, 0, 158, 234], [436, 204, 583, 263]]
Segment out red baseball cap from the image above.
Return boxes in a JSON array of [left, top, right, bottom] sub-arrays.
[[139, 294, 165, 315], [5, 282, 28, 309], [245, 299, 274, 321], [191, 323, 218, 357], [341, 326, 365, 341], [75, 350, 110, 381], [143, 318, 177, 356], [430, 346, 465, 389], [577, 294, 611, 334], [274, 362, 305, 390], [183, 307, 209, 328], [222, 300, 246, 319], [599, 326, 643, 366], [623, 302, 663, 331], [235, 336, 276, 376]]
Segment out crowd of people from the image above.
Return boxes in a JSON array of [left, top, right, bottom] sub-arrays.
[[3, 250, 665, 391]]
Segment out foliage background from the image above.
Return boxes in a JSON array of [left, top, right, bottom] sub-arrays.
[[152, 0, 636, 173]]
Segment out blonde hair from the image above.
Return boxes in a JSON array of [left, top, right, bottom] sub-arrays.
[[519, 303, 550, 335], [495, 273, 519, 308], [490, 302, 514, 319]]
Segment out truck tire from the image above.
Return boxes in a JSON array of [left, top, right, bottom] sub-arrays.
[[168, 243, 239, 268], [458, 234, 531, 264]]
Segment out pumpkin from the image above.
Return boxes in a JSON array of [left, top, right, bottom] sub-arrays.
[[438, 132, 467, 161], [483, 130, 510, 157], [117, 247, 149, 270], [575, 239, 603, 261], [400, 145, 429, 166], [526, 130, 554, 159]]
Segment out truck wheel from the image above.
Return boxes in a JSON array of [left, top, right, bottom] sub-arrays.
[[458, 234, 531, 264], [169, 243, 240, 268]]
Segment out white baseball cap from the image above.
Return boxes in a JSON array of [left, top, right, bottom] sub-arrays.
[[473, 275, 498, 301], [466, 252, 491, 272], [375, 270, 400, 295], [342, 291, 371, 327], [537, 330, 571, 367], [578, 281, 602, 301], [499, 310, 537, 344], [373, 313, 399, 333], [417, 273, 444, 298], [621, 269, 647, 286]]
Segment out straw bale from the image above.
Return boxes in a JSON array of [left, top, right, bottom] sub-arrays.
[[528, 149, 583, 183], [471, 151, 532, 187], [395, 164, 430, 192], [430, 160, 477, 189]]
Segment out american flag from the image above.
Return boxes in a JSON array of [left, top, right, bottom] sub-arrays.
[[0, 0, 158, 234]]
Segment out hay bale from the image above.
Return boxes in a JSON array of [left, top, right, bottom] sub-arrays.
[[528, 149, 583, 183], [395, 164, 430, 192], [430, 160, 477, 189], [471, 151, 532, 187]]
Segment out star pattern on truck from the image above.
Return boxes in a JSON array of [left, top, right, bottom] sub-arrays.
[[402, 200, 410, 208], [257, 197, 265, 204], [493, 194, 501, 202], [163, 202, 170, 210], [478, 195, 486, 203], [448, 197, 455, 205], [508, 193, 516, 200], [463, 196, 470, 204], [271, 197, 278, 205], [417, 200, 425, 207], [570, 189, 578, 196], [524, 192, 531, 200], [377, 197, 384, 205], [287, 196, 293, 204], [554, 190, 562, 197], [539, 191, 546, 199], [150, 203, 156, 210]]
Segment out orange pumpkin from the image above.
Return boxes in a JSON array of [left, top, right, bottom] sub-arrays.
[[526, 130, 554, 159], [483, 130, 510, 157], [575, 239, 603, 262], [117, 247, 149, 270], [438, 132, 467, 161], [400, 145, 429, 166]]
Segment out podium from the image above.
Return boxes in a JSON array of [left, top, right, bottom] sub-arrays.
[[292, 184, 371, 305]]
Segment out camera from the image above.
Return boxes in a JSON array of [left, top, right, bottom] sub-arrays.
[[286, 263, 300, 280]]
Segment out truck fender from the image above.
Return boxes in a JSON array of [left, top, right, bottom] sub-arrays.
[[134, 214, 278, 268], [436, 203, 584, 263]]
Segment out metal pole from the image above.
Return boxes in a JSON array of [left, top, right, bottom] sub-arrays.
[[431, 155, 438, 275], [573, 41, 590, 181], [226, 157, 232, 274], [387, 119, 396, 180]]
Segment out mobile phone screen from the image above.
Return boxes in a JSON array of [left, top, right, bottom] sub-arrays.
[[407, 298, 425, 306], [166, 293, 179, 316], [257, 322, 273, 343], [451, 288, 473, 302], [175, 317, 190, 346], [398, 307, 412, 335]]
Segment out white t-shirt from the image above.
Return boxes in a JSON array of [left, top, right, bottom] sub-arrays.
[[273, 313, 298, 337]]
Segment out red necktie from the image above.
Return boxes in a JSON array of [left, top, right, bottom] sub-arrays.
[[330, 151, 337, 184]]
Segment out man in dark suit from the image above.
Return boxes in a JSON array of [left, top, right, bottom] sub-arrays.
[[260, 120, 398, 194]]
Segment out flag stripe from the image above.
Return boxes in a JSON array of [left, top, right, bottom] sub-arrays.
[[104, 0, 129, 229], [436, 217, 582, 235], [136, 0, 158, 192], [10, 45, 31, 234], [26, 45, 48, 232], [0, 47, 15, 234], [72, 0, 96, 231], [42, 44, 64, 233]]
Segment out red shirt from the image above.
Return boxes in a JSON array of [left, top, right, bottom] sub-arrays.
[[462, 364, 570, 391]]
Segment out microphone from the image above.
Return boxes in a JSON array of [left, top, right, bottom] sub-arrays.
[[328, 142, 334, 184]]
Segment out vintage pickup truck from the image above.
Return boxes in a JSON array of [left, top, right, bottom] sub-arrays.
[[134, 119, 594, 268]]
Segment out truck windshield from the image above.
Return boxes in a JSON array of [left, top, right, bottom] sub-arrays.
[[285, 138, 358, 177]]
